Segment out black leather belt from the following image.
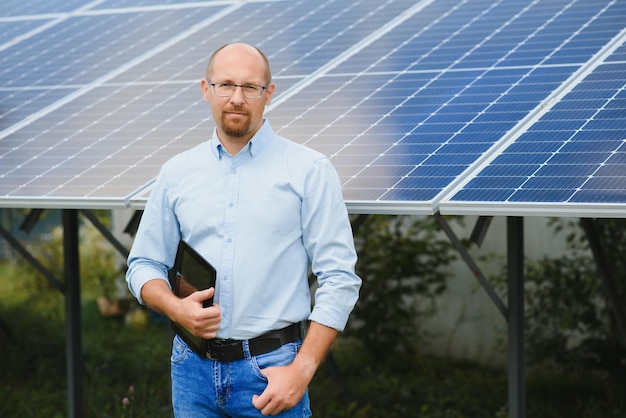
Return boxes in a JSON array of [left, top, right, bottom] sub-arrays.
[[206, 322, 305, 362]]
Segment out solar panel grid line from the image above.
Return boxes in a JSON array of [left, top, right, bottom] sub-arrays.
[[267, 0, 435, 111], [0, 3, 243, 143], [0, 3, 119, 59], [0, 14, 77, 54], [337, 0, 581, 209], [515, 110, 625, 203], [0, 13, 65, 23], [263, 0, 383, 77], [0, 82, 209, 205], [438, 24, 626, 216], [20, 85, 199, 201], [272, 1, 498, 210], [82, 1, 276, 16], [0, 0, 106, 21], [266, 5, 490, 207], [0, 0, 267, 20]]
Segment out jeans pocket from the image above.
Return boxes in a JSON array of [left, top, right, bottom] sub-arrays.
[[171, 334, 191, 365], [251, 340, 302, 380]]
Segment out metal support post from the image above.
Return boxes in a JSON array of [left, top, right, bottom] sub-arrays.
[[507, 217, 525, 418], [63, 209, 84, 418]]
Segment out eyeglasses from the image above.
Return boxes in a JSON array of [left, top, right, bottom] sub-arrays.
[[207, 79, 270, 99]]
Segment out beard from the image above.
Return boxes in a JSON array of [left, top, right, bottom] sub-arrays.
[[220, 110, 251, 138]]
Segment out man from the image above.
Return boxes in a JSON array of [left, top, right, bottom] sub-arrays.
[[126, 43, 361, 417]]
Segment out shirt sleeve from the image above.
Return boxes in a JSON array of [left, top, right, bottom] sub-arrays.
[[126, 164, 181, 305], [301, 158, 362, 331]]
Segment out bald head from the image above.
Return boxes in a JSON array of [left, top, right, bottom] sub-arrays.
[[205, 43, 272, 83]]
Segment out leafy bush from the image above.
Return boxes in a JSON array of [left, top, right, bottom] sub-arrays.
[[495, 218, 626, 381], [347, 215, 458, 358], [15, 212, 124, 299]]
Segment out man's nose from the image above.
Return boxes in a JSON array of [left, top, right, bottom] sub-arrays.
[[229, 86, 246, 104]]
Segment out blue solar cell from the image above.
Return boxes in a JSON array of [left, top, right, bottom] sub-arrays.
[[607, 152, 626, 164], [524, 176, 589, 190], [490, 152, 551, 165], [461, 121, 517, 134], [604, 98, 626, 110], [451, 188, 514, 202], [585, 118, 626, 130], [596, 164, 626, 177], [461, 176, 527, 189], [396, 175, 458, 190], [504, 141, 563, 154], [0, 0, 85, 15], [585, 176, 626, 190], [478, 164, 536, 177], [382, 187, 443, 201], [424, 153, 478, 165], [0, 8, 219, 88], [407, 165, 463, 177], [570, 189, 626, 204], [450, 132, 503, 144], [509, 188, 575, 202], [386, 143, 440, 155], [571, 130, 625, 141], [473, 110, 528, 123]]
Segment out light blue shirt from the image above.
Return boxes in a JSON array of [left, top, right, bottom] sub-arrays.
[[126, 120, 361, 340]]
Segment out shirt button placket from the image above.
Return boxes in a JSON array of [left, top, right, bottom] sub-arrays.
[[219, 162, 239, 333]]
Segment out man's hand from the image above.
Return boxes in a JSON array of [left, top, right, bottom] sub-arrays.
[[251, 322, 338, 416], [173, 288, 221, 339], [251, 362, 310, 416], [141, 279, 221, 339]]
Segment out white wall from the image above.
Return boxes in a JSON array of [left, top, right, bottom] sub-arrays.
[[420, 216, 570, 365]]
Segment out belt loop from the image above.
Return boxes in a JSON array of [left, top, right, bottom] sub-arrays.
[[242, 339, 252, 360]]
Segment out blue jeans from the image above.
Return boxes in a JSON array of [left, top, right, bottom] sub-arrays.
[[171, 334, 312, 417]]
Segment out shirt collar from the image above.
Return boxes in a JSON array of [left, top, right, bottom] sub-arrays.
[[210, 119, 273, 160]]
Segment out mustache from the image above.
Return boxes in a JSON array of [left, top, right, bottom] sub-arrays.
[[225, 106, 248, 114]]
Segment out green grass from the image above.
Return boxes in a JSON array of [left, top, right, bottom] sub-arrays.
[[2, 260, 626, 417]]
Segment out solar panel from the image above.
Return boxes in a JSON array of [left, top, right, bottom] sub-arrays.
[[1, 0, 625, 218], [269, 0, 626, 213], [440, 33, 626, 218]]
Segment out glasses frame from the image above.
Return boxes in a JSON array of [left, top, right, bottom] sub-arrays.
[[206, 79, 271, 99]]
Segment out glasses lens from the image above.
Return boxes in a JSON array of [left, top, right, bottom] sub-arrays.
[[241, 85, 262, 98], [212, 83, 264, 98], [213, 83, 233, 96]]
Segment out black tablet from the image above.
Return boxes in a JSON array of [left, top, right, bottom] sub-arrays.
[[168, 240, 217, 356]]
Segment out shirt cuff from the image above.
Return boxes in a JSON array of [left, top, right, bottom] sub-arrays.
[[308, 304, 350, 332], [127, 265, 171, 305]]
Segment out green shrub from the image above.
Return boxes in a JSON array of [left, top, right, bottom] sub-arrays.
[[14, 212, 124, 299], [347, 215, 458, 358], [492, 218, 626, 381]]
